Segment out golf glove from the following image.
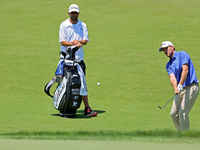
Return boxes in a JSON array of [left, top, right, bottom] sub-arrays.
[[177, 84, 183, 92]]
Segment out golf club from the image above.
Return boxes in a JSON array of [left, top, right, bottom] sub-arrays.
[[157, 94, 176, 109]]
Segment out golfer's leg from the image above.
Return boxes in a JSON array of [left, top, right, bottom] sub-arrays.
[[179, 84, 199, 130], [170, 95, 182, 130]]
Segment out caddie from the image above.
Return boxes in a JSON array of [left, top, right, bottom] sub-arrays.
[[56, 4, 97, 117], [159, 41, 199, 130]]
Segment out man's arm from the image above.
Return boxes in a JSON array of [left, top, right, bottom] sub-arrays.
[[169, 73, 179, 94], [60, 41, 73, 46], [169, 64, 189, 94], [179, 64, 189, 85], [61, 40, 83, 48], [71, 39, 87, 46], [79, 39, 87, 45]]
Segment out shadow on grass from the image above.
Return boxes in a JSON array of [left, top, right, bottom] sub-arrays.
[[51, 110, 106, 119]]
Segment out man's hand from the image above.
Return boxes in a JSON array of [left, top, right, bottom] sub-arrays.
[[71, 40, 83, 48], [177, 84, 183, 93], [75, 42, 82, 48], [71, 40, 79, 45]]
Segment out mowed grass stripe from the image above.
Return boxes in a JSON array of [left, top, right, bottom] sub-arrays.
[[0, 139, 200, 150]]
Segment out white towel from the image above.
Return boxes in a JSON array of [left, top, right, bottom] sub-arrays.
[[65, 60, 88, 96]]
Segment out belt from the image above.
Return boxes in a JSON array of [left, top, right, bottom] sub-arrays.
[[183, 83, 198, 90]]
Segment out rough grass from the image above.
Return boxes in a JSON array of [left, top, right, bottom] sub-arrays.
[[1, 130, 200, 143]]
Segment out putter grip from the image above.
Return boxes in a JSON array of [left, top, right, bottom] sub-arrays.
[[73, 47, 79, 52]]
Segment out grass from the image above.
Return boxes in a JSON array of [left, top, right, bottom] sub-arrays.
[[1, 130, 200, 143], [1, 139, 200, 150], [1, 0, 200, 149]]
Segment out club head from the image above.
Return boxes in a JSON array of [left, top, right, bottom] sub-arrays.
[[157, 105, 162, 109]]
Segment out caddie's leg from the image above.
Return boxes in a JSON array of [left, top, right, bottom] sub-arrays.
[[82, 95, 97, 117], [170, 94, 182, 130], [179, 84, 199, 130], [79, 61, 97, 117], [78, 62, 88, 106], [82, 95, 89, 107]]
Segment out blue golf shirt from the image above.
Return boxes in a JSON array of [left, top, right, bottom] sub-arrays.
[[166, 51, 199, 87]]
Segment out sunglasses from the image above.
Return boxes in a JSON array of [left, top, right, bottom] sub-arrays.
[[70, 12, 79, 14]]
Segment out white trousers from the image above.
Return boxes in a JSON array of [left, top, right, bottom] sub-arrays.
[[170, 83, 199, 131]]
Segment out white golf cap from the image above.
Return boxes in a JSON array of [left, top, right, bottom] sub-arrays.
[[68, 4, 80, 13], [159, 41, 174, 52]]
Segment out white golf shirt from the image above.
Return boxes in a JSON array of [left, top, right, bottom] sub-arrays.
[[59, 19, 89, 60]]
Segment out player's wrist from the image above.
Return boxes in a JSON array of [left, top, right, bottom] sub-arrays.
[[177, 84, 183, 92]]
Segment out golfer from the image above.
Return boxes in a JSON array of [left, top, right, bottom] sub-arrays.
[[58, 4, 97, 117], [159, 41, 199, 130]]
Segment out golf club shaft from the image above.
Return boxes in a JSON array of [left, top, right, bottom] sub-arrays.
[[162, 94, 176, 109]]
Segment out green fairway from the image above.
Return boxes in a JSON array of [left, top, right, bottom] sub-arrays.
[[1, 0, 200, 147]]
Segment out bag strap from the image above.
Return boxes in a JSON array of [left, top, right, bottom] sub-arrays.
[[44, 77, 56, 98]]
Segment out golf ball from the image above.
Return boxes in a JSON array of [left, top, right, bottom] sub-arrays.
[[97, 82, 100, 86]]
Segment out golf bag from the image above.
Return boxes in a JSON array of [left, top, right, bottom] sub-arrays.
[[44, 46, 83, 118]]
